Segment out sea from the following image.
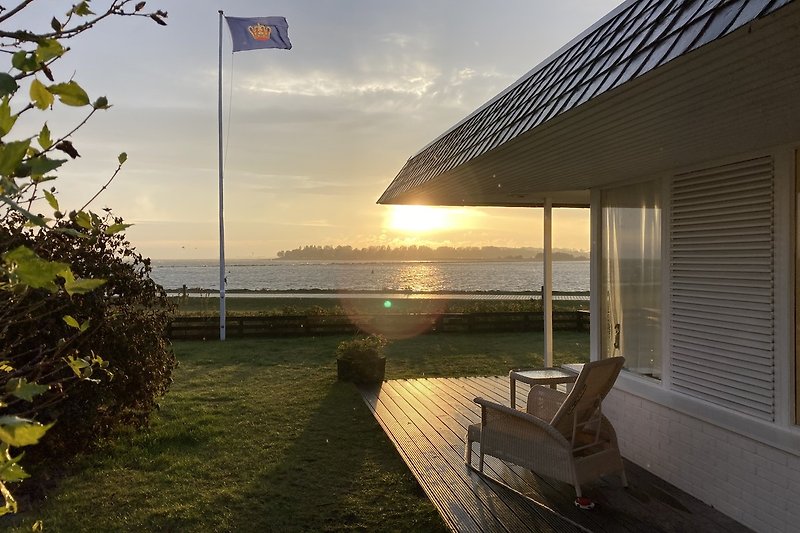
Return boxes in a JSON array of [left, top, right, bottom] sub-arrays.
[[150, 259, 590, 294]]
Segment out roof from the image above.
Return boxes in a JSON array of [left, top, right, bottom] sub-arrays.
[[378, 0, 796, 207]]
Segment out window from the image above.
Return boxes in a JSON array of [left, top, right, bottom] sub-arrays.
[[601, 179, 662, 378]]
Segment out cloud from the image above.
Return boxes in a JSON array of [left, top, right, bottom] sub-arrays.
[[239, 63, 439, 99], [242, 176, 360, 196], [233, 56, 509, 117], [380, 33, 416, 49]]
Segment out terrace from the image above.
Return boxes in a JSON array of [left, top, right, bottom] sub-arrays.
[[362, 376, 750, 532]]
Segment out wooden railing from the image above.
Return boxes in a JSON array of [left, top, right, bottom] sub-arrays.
[[168, 310, 590, 340]]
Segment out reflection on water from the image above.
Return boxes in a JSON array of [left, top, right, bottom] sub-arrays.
[[151, 259, 590, 293], [391, 263, 446, 292]]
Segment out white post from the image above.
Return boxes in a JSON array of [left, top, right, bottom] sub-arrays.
[[217, 11, 226, 341], [543, 197, 553, 367]]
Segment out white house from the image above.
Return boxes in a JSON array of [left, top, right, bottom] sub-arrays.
[[378, 1, 800, 531]]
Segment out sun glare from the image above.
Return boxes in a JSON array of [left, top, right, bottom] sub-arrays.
[[386, 205, 454, 233]]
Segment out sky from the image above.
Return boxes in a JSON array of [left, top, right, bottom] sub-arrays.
[[16, 0, 624, 259]]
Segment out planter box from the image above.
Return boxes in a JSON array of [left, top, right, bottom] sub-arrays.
[[337, 357, 386, 384]]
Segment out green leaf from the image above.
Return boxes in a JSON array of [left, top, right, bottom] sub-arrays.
[[52, 227, 89, 239], [0, 140, 30, 176], [64, 277, 106, 296], [63, 315, 80, 329], [60, 269, 106, 296], [105, 223, 131, 235], [73, 210, 92, 229], [0, 362, 13, 373], [0, 97, 17, 137], [69, 1, 95, 16], [29, 79, 54, 110], [27, 155, 65, 178], [0, 461, 29, 483], [43, 190, 59, 210], [66, 356, 90, 370], [0, 197, 45, 227], [118, 152, 127, 165], [0, 416, 52, 447], [38, 123, 52, 150], [5, 378, 49, 402], [79, 320, 91, 333], [35, 39, 65, 63], [11, 51, 36, 73], [64, 356, 93, 379], [0, 74, 18, 98], [48, 81, 90, 107], [93, 96, 110, 109], [2, 246, 69, 293]]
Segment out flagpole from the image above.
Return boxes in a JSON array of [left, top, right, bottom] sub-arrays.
[[217, 10, 226, 341]]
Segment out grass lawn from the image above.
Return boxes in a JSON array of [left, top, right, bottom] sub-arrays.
[[8, 331, 589, 532]]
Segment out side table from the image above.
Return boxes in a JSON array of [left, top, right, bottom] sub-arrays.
[[508, 367, 579, 409]]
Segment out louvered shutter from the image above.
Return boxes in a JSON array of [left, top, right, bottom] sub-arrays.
[[670, 157, 775, 421]]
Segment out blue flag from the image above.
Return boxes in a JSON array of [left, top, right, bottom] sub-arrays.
[[225, 16, 292, 52]]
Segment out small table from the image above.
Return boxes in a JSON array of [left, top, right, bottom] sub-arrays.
[[509, 367, 579, 409]]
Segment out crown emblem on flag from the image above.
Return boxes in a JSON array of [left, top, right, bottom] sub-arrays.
[[248, 23, 272, 41]]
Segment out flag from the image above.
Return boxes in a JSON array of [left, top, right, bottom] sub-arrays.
[[225, 16, 292, 52]]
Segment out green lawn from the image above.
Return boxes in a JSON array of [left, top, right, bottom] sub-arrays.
[[8, 331, 589, 532]]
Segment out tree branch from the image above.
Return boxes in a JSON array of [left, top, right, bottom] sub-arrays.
[[80, 159, 124, 211], [0, 0, 36, 25]]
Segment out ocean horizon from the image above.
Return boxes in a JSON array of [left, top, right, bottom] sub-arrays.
[[150, 259, 590, 293]]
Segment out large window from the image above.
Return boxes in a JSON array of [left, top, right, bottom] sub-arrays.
[[601, 180, 662, 379]]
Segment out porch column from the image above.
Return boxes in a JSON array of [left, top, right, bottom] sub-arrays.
[[544, 197, 553, 367]]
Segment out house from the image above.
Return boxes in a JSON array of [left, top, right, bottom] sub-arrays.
[[378, 1, 800, 531]]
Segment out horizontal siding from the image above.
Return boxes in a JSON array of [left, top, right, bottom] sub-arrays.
[[669, 157, 775, 421]]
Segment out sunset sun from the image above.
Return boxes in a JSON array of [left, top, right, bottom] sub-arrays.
[[385, 205, 454, 233]]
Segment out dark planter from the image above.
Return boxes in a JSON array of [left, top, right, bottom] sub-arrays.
[[337, 356, 386, 384]]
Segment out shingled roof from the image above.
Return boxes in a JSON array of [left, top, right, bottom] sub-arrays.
[[378, 0, 795, 206]]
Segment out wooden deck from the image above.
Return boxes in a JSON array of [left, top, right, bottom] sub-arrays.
[[360, 376, 751, 533]]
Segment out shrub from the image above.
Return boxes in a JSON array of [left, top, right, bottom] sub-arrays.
[[0, 0, 170, 516], [1, 213, 175, 462], [335, 334, 388, 384], [335, 334, 388, 363]]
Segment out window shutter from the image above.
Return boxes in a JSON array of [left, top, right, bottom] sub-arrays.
[[670, 157, 774, 420]]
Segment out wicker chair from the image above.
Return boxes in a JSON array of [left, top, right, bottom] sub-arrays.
[[465, 357, 628, 498]]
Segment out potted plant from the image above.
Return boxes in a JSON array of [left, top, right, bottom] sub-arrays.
[[336, 334, 388, 384]]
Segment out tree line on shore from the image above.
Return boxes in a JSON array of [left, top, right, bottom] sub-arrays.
[[275, 245, 588, 261]]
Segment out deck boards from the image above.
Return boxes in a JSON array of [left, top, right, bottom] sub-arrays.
[[360, 376, 752, 533]]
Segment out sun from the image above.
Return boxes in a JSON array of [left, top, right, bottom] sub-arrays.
[[385, 205, 453, 233]]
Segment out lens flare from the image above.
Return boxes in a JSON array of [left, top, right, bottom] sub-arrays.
[[340, 296, 447, 340]]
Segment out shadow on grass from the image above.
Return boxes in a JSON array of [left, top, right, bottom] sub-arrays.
[[222, 381, 446, 533]]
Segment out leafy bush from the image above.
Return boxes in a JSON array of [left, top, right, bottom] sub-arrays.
[[336, 334, 388, 363], [336, 334, 389, 384], [0, 0, 170, 515], [1, 212, 175, 462]]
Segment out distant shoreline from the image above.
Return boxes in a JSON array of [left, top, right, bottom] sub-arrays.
[[153, 258, 590, 265]]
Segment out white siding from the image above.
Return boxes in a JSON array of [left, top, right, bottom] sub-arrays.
[[604, 388, 799, 533], [669, 157, 775, 420]]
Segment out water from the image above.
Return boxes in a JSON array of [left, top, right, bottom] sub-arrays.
[[150, 259, 589, 293]]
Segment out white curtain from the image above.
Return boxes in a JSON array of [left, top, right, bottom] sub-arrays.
[[601, 180, 661, 378]]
